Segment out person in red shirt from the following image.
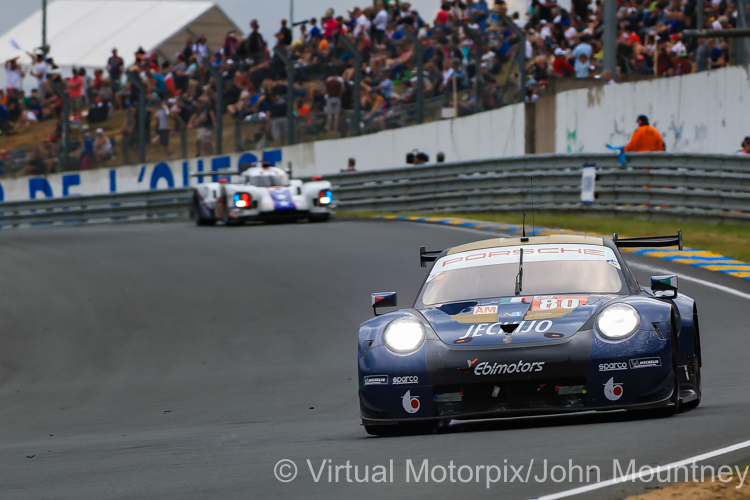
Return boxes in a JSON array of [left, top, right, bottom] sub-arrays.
[[323, 10, 338, 39], [435, 3, 451, 27], [67, 68, 84, 121], [552, 48, 575, 77]]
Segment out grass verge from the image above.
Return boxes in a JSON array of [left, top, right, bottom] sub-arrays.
[[338, 211, 750, 263]]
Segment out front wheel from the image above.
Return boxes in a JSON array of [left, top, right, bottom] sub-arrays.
[[682, 314, 702, 409], [193, 196, 216, 226], [650, 317, 682, 418], [221, 194, 241, 226]]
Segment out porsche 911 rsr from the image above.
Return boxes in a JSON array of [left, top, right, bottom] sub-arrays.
[[191, 162, 333, 225], [359, 233, 701, 435]]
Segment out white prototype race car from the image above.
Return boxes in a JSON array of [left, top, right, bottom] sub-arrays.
[[191, 162, 334, 225]]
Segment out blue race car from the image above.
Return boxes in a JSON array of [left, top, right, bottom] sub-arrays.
[[359, 233, 701, 435]]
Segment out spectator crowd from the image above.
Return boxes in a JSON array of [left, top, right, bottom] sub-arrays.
[[1, 0, 748, 175]]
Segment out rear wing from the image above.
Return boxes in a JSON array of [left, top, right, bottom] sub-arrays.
[[420, 246, 443, 267], [190, 171, 243, 177], [613, 230, 683, 251]]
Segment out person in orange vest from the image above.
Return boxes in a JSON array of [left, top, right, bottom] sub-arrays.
[[624, 115, 665, 152]]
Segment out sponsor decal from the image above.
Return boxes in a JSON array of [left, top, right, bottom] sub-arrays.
[[604, 377, 624, 401], [426, 273, 445, 284], [557, 385, 587, 395], [502, 311, 523, 317], [434, 392, 463, 402], [499, 297, 529, 304], [459, 320, 553, 339], [606, 259, 622, 269], [491, 386, 500, 398], [268, 187, 296, 210], [599, 362, 628, 372], [629, 357, 662, 369], [392, 376, 419, 385], [473, 360, 545, 376], [402, 390, 420, 413], [503, 337, 512, 343], [364, 375, 388, 385], [525, 296, 589, 320], [474, 305, 498, 315], [458, 358, 478, 370]]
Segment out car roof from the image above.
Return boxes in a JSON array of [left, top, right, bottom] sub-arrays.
[[446, 234, 606, 255]]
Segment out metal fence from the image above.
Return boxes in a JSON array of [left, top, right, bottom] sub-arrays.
[[323, 153, 750, 222], [0, 188, 191, 229]]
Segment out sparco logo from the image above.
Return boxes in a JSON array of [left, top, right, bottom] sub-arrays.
[[599, 362, 628, 372], [474, 360, 545, 375], [392, 376, 419, 385]]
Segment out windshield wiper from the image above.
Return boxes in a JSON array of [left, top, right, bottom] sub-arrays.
[[514, 248, 524, 297]]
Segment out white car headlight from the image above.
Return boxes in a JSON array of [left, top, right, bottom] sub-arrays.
[[597, 303, 640, 340], [383, 316, 425, 353]]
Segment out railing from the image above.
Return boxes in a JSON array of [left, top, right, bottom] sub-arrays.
[[322, 153, 750, 222], [4, 152, 750, 230], [0, 188, 192, 229]]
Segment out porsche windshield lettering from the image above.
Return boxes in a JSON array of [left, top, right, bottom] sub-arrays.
[[420, 244, 624, 306]]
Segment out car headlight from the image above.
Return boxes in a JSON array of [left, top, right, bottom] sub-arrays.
[[383, 316, 425, 353], [596, 303, 640, 340]]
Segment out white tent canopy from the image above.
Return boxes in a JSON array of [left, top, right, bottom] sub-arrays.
[[0, 0, 243, 88]]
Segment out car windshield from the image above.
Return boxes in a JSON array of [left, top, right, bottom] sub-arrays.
[[249, 175, 288, 187], [419, 243, 626, 306]]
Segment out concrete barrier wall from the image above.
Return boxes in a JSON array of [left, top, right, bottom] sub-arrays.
[[555, 66, 750, 154], [307, 101, 526, 174]]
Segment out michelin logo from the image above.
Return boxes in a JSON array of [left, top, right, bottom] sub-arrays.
[[364, 375, 388, 385], [629, 357, 661, 369]]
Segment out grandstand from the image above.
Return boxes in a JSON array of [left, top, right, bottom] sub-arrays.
[[0, 0, 746, 176]]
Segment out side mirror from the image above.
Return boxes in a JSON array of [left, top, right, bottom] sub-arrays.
[[371, 292, 397, 316], [651, 275, 678, 299]]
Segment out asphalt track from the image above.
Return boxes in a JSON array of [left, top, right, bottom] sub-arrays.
[[1, 219, 749, 500]]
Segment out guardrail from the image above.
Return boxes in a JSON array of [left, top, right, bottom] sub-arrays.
[[0, 188, 192, 229], [322, 153, 750, 222], [3, 153, 750, 230]]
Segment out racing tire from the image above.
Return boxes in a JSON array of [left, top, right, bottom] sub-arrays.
[[221, 194, 240, 227], [192, 195, 216, 226], [309, 214, 331, 223], [682, 310, 702, 410], [650, 315, 682, 418], [364, 420, 449, 437]]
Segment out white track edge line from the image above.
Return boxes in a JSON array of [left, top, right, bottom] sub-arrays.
[[533, 439, 750, 500]]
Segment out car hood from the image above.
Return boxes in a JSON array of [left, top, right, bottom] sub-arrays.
[[419, 294, 619, 347]]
